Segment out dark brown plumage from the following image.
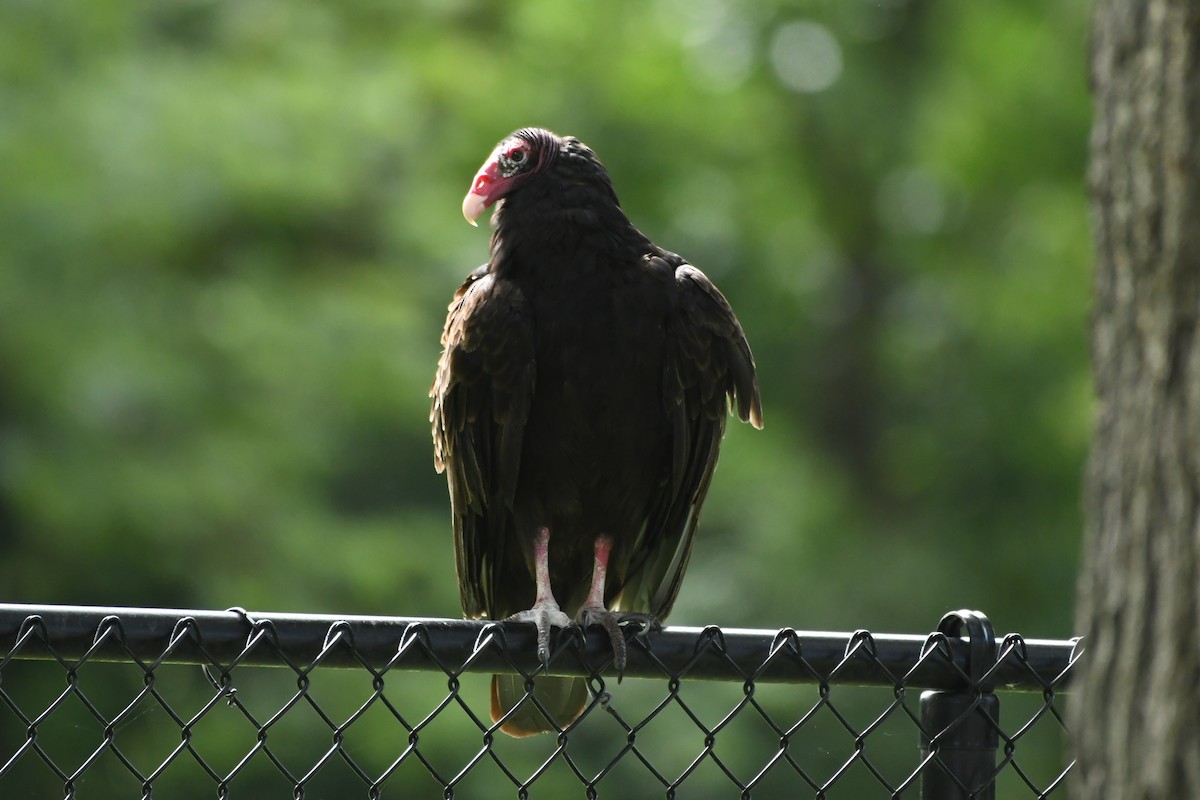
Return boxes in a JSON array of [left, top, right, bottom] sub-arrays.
[[431, 128, 762, 736]]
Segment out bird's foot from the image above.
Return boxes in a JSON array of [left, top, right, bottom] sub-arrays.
[[506, 601, 573, 666], [576, 606, 628, 679]]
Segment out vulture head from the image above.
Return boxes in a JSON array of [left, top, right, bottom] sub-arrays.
[[461, 127, 618, 226]]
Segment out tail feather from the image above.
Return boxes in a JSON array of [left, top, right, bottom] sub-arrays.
[[490, 674, 588, 737]]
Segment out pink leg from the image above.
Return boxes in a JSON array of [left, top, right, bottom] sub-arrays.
[[582, 534, 613, 609], [532, 527, 558, 605], [506, 527, 572, 664], [576, 535, 627, 676]]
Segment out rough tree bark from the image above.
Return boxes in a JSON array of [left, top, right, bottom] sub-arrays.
[[1075, 1, 1200, 797]]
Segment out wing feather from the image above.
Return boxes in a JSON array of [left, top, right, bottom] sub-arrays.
[[618, 257, 762, 619], [431, 265, 535, 618]]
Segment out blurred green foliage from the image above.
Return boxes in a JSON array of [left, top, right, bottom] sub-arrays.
[[0, 0, 1090, 796]]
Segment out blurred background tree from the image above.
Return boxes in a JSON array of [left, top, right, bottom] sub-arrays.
[[0, 0, 1091, 795], [0, 0, 1091, 631], [1075, 1, 1200, 796]]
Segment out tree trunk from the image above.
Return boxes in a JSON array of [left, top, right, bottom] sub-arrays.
[[1075, 1, 1200, 797]]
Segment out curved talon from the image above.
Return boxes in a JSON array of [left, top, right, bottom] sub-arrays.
[[617, 611, 662, 633], [506, 602, 573, 665], [577, 607, 628, 680]]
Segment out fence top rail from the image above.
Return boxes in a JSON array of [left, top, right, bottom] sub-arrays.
[[0, 603, 1081, 692]]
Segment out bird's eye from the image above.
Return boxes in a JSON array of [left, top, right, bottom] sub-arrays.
[[497, 145, 532, 177]]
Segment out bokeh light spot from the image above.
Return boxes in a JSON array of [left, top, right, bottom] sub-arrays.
[[769, 21, 843, 94]]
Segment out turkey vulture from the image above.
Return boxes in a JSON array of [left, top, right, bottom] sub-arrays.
[[431, 127, 762, 737]]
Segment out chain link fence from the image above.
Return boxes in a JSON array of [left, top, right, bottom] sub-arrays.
[[0, 604, 1079, 799]]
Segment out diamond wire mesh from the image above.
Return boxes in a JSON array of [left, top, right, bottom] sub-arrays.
[[0, 605, 1080, 799]]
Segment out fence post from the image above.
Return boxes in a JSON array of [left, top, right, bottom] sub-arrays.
[[919, 610, 999, 800]]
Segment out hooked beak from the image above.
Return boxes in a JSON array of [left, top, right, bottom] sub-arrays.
[[462, 196, 487, 227], [462, 160, 504, 226]]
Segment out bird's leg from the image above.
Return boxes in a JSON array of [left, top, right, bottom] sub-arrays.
[[575, 534, 627, 677], [504, 527, 572, 666]]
